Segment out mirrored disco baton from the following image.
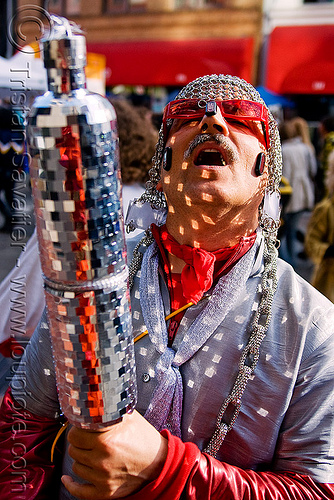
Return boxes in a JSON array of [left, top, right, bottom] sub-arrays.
[[27, 15, 137, 429]]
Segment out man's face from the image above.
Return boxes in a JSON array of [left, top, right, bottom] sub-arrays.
[[161, 98, 268, 231]]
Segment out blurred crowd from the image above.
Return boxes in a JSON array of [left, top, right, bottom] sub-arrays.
[[279, 114, 334, 302]]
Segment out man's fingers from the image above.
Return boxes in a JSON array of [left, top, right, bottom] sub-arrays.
[[72, 461, 99, 484], [68, 443, 94, 467], [61, 475, 98, 500]]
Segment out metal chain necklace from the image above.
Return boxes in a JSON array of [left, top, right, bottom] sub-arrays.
[[204, 236, 277, 456]]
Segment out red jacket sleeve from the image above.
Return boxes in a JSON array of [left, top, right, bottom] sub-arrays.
[[0, 387, 66, 500], [127, 430, 334, 500]]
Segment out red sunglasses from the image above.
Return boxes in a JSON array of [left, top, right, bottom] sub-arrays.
[[162, 98, 270, 148]]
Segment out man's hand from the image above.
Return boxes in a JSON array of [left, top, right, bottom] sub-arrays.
[[61, 410, 168, 500]]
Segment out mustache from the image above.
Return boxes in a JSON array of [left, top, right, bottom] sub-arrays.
[[183, 134, 239, 164]]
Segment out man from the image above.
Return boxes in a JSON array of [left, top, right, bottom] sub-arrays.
[[0, 74, 333, 499]]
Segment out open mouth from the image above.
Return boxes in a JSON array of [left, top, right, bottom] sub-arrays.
[[194, 149, 226, 167]]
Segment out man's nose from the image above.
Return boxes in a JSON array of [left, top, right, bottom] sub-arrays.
[[199, 101, 229, 135]]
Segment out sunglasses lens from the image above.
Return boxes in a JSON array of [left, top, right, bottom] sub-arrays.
[[220, 100, 263, 119], [219, 101, 269, 146], [167, 99, 201, 119]]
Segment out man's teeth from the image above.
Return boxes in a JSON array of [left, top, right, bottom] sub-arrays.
[[195, 149, 226, 166]]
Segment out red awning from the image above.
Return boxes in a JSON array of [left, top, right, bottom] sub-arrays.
[[87, 38, 254, 87], [265, 25, 334, 94]]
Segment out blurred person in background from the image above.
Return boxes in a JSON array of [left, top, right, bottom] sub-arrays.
[[279, 119, 317, 267], [289, 116, 315, 153], [305, 150, 334, 302], [111, 98, 158, 215], [318, 115, 334, 200]]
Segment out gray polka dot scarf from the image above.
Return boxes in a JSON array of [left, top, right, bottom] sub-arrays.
[[139, 239, 258, 438]]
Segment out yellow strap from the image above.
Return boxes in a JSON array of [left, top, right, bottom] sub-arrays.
[[134, 301, 194, 343], [51, 300, 196, 462], [51, 421, 69, 463]]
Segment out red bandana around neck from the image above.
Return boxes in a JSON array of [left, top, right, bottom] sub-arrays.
[[151, 224, 256, 306]]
